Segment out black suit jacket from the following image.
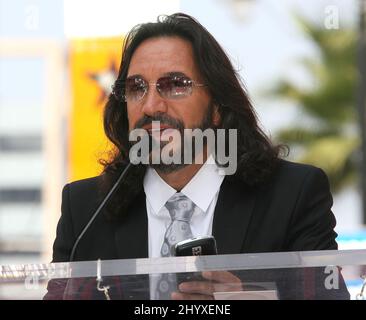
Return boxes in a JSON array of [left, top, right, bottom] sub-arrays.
[[46, 159, 351, 300], [52, 159, 338, 263]]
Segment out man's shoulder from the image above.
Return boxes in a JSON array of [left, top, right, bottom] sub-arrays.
[[65, 175, 102, 193], [62, 175, 105, 208], [276, 159, 326, 177], [61, 175, 107, 227], [275, 159, 328, 180], [224, 159, 329, 196], [226, 159, 329, 193], [264, 159, 330, 193]]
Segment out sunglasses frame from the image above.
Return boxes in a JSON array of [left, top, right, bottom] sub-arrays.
[[114, 75, 206, 103]]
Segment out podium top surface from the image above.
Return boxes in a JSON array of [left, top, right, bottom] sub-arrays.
[[1, 249, 365, 300]]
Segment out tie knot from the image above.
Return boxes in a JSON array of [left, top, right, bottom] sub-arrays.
[[165, 193, 195, 222]]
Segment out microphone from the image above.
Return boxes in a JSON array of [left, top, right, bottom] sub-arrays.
[[69, 133, 152, 261]]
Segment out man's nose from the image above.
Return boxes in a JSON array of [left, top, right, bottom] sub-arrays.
[[141, 85, 168, 116]]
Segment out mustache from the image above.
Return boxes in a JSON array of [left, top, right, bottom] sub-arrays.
[[133, 113, 185, 131]]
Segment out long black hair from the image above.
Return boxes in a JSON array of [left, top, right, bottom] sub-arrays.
[[99, 13, 287, 220]]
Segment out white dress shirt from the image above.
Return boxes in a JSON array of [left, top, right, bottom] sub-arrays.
[[143, 156, 225, 258]]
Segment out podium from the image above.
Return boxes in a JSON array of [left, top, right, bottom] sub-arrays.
[[1, 250, 365, 300]]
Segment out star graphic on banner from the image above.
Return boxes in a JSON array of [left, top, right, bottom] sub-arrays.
[[88, 61, 118, 105]]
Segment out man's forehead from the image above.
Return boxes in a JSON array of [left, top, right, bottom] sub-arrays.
[[127, 37, 199, 78]]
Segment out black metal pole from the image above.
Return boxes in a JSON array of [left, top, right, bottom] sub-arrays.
[[358, 0, 366, 225]]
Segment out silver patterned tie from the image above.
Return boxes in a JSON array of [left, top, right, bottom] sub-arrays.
[[156, 192, 195, 299], [161, 192, 195, 257]]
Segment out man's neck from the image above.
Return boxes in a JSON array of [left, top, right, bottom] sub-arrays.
[[156, 162, 205, 191], [155, 147, 210, 191]]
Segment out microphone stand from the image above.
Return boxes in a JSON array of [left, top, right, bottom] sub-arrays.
[[69, 162, 133, 262], [96, 259, 111, 300]]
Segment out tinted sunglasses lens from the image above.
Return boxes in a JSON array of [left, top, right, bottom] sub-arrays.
[[157, 76, 192, 99], [125, 78, 146, 101]]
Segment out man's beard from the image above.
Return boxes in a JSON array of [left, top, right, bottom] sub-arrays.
[[130, 102, 215, 174]]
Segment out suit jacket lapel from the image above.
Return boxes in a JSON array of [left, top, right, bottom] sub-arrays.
[[114, 191, 148, 259], [212, 178, 257, 254]]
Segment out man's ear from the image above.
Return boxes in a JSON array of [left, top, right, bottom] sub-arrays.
[[212, 103, 221, 127]]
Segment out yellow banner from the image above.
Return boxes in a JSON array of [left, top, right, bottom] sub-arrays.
[[69, 37, 122, 182]]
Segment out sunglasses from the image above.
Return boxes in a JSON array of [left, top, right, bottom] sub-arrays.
[[117, 75, 206, 102]]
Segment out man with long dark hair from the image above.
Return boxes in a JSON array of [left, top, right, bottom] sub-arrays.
[[50, 13, 344, 300]]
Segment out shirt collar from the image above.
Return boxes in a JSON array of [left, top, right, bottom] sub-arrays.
[[143, 156, 225, 214], [181, 156, 225, 212], [143, 168, 177, 214]]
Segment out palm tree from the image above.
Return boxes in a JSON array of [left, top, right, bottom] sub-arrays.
[[268, 16, 359, 192]]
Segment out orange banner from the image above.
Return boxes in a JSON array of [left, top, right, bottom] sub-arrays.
[[69, 37, 122, 181]]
